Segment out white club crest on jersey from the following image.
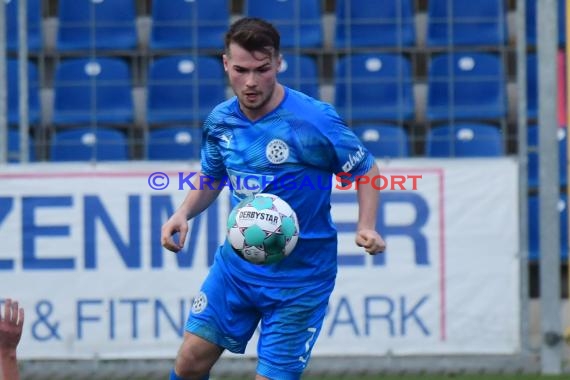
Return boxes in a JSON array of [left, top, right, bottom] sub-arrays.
[[191, 292, 208, 314], [266, 139, 289, 164]]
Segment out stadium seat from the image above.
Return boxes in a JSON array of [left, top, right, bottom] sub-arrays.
[[427, 0, 507, 47], [146, 126, 202, 160], [526, 0, 565, 46], [278, 55, 319, 99], [528, 194, 568, 262], [426, 123, 504, 157], [150, 0, 229, 50], [146, 55, 226, 124], [334, 53, 414, 122], [7, 59, 40, 125], [426, 52, 507, 122], [57, 0, 137, 51], [527, 125, 567, 188], [52, 58, 134, 125], [244, 0, 323, 48], [7, 129, 36, 162], [335, 0, 415, 48], [352, 124, 409, 158], [50, 128, 128, 161], [6, 0, 42, 51]]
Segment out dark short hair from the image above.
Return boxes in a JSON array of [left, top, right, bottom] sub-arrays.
[[225, 17, 280, 57]]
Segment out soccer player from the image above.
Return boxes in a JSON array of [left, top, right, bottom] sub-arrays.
[[0, 299, 24, 380], [162, 17, 386, 380]]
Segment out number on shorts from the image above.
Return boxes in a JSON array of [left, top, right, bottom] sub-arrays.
[[298, 327, 317, 364]]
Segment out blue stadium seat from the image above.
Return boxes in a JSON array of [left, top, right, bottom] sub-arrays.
[[528, 194, 568, 262], [352, 124, 409, 158], [427, 0, 507, 47], [150, 0, 229, 50], [57, 0, 137, 51], [6, 0, 42, 51], [426, 52, 507, 122], [244, 0, 323, 48], [278, 55, 319, 99], [147, 56, 226, 124], [53, 58, 134, 125], [527, 125, 567, 188], [147, 126, 202, 160], [526, 0, 565, 46], [526, 54, 538, 120], [426, 123, 504, 157], [7, 129, 36, 162], [50, 128, 128, 161], [335, 0, 415, 48], [7, 59, 40, 125], [334, 53, 414, 122]]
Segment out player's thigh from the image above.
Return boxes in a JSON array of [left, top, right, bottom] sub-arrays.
[[256, 281, 335, 379], [175, 331, 223, 374], [186, 255, 261, 353]]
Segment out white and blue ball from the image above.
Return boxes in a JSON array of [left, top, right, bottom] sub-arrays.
[[227, 193, 299, 265]]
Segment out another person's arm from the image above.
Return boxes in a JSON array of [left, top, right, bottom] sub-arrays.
[[0, 298, 24, 380]]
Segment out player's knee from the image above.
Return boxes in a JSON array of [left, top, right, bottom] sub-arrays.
[[174, 353, 210, 380], [174, 346, 212, 379]]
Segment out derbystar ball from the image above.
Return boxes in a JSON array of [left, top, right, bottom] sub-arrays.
[[227, 193, 299, 265]]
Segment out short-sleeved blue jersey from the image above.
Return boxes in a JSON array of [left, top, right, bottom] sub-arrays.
[[201, 87, 375, 287]]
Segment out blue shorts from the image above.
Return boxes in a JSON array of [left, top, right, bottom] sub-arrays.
[[185, 252, 335, 380]]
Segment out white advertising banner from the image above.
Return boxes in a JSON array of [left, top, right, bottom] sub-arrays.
[[0, 158, 520, 359]]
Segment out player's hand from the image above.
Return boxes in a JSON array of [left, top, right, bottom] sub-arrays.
[[0, 298, 24, 351], [355, 229, 386, 255], [161, 213, 189, 253]]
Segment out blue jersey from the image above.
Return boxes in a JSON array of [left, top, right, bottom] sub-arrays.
[[201, 87, 375, 287]]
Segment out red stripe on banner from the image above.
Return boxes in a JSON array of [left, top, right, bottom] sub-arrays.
[[438, 169, 447, 341]]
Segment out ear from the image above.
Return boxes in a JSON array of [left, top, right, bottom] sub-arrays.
[[222, 54, 229, 72]]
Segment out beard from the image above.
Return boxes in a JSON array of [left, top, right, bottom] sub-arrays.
[[236, 83, 276, 112]]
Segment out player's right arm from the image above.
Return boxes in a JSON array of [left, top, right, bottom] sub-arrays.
[[161, 171, 222, 253]]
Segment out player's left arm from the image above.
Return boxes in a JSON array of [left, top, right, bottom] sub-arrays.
[[355, 163, 386, 255]]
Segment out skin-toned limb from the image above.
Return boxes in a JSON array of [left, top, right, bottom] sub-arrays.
[[355, 164, 386, 255], [161, 171, 223, 253], [0, 299, 24, 380], [173, 332, 224, 379]]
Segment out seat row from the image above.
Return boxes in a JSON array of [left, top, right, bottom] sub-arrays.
[[5, 123, 550, 162], [6, 123, 504, 163], [6, 127, 201, 162], [356, 123, 567, 186], [9, 51, 518, 126], [8, 0, 552, 52]]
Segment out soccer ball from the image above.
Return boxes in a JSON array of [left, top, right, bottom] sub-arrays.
[[227, 193, 299, 265]]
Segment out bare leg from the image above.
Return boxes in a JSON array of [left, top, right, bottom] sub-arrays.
[[173, 332, 224, 379]]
